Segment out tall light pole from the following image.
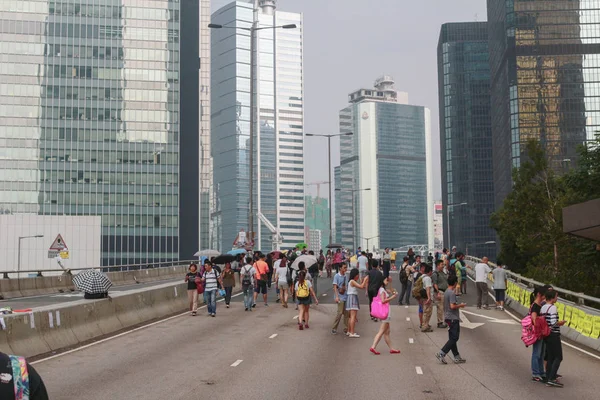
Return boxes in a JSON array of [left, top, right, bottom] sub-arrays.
[[446, 202, 468, 250], [209, 9, 296, 249], [336, 187, 371, 250], [362, 235, 380, 252], [306, 132, 353, 246], [17, 234, 43, 282]]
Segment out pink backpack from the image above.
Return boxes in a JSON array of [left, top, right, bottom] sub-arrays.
[[521, 314, 537, 347], [370, 290, 389, 320]]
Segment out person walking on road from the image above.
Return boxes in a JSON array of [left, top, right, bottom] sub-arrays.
[[382, 248, 392, 279], [346, 268, 368, 338], [492, 262, 508, 311], [0, 352, 49, 400], [332, 263, 349, 335], [222, 262, 235, 308], [274, 255, 290, 308], [420, 264, 435, 332], [333, 249, 343, 274], [201, 261, 223, 317], [369, 276, 401, 355], [435, 275, 467, 364], [542, 289, 566, 387], [432, 260, 449, 329], [364, 260, 384, 322], [240, 257, 256, 311], [475, 257, 491, 309], [253, 253, 270, 307], [357, 251, 369, 280], [185, 263, 201, 316], [295, 271, 319, 330], [398, 256, 413, 305]]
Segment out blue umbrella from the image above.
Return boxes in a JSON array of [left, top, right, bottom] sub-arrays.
[[227, 249, 247, 256]]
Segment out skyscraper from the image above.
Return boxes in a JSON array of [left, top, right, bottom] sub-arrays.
[[437, 22, 496, 258], [488, 0, 595, 209], [0, 0, 194, 265], [211, 0, 304, 251], [337, 76, 433, 251]]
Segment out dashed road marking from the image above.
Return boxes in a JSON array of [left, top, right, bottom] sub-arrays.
[[269, 334, 277, 339], [416, 366, 423, 375], [406, 317, 410, 321], [405, 306, 409, 309], [231, 360, 243, 367], [322, 293, 327, 296], [409, 338, 414, 344], [293, 315, 299, 320]]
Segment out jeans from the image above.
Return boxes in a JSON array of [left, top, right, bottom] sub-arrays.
[[204, 289, 217, 314], [441, 319, 460, 357], [545, 334, 563, 380], [243, 285, 254, 309], [400, 281, 412, 305], [531, 339, 546, 378], [476, 282, 489, 307], [224, 286, 233, 305], [332, 301, 349, 331], [382, 261, 390, 279]]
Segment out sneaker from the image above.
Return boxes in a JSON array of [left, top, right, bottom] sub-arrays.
[[345, 332, 350, 336], [453, 355, 466, 364], [343, 328, 348, 334], [298, 324, 304, 330], [226, 304, 230, 308], [276, 299, 281, 303], [191, 311, 197, 316], [437, 322, 448, 329], [331, 329, 337, 335], [264, 303, 269, 307], [435, 352, 447, 364], [532, 377, 544, 383], [483, 306, 490, 310], [348, 333, 360, 338], [421, 327, 433, 333], [211, 314, 216, 317], [546, 380, 564, 388], [304, 324, 309, 329], [244, 308, 248, 311], [252, 304, 256, 308], [477, 306, 482, 309]]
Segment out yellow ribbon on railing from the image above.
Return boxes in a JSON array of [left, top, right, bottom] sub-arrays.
[[592, 316, 600, 339]]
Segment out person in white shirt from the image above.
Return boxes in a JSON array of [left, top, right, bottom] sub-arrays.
[[474, 257, 491, 309], [357, 252, 369, 279]]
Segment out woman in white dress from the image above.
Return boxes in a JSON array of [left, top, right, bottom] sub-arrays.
[[370, 276, 401, 355]]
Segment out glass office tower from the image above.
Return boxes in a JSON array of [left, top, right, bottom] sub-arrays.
[[488, 0, 597, 209], [211, 1, 305, 251], [337, 76, 432, 250], [437, 22, 496, 258], [0, 0, 181, 265]]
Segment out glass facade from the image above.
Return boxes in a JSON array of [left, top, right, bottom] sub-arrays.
[[437, 22, 497, 259], [488, 0, 597, 209], [0, 0, 181, 265], [338, 79, 430, 250], [211, 2, 304, 251]]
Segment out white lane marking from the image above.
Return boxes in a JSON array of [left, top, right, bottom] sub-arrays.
[[31, 292, 244, 365], [293, 315, 299, 320], [322, 293, 327, 297], [405, 306, 409, 309], [269, 334, 277, 339], [231, 359, 243, 367], [416, 366, 423, 375], [409, 338, 414, 344], [406, 317, 410, 321], [467, 276, 600, 362]]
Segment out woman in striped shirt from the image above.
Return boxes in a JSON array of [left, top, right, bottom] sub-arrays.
[[541, 290, 566, 387]]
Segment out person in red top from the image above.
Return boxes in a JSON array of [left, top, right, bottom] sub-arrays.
[[253, 253, 270, 307]]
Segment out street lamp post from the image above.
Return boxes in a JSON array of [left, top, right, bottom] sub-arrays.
[[17, 234, 43, 283], [363, 235, 380, 252], [336, 187, 371, 250], [209, 6, 296, 249], [446, 202, 468, 250], [306, 132, 353, 247]]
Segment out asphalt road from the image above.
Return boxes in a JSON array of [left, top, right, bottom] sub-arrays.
[[0, 277, 182, 310], [32, 277, 600, 400]]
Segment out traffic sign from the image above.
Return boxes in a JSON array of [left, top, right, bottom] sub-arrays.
[[49, 234, 68, 251]]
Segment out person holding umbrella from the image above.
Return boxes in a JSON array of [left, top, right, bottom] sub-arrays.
[[73, 269, 112, 299]]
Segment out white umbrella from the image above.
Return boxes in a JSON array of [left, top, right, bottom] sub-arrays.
[[290, 255, 318, 271], [194, 249, 220, 258]]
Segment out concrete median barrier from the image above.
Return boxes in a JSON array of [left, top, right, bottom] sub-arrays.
[[0, 279, 22, 299], [1, 281, 239, 358]]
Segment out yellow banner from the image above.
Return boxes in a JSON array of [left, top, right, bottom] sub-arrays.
[[564, 305, 575, 327], [555, 302, 565, 321], [580, 314, 593, 337], [592, 316, 600, 339]]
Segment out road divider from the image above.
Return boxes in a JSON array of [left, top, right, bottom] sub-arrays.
[[0, 281, 241, 359]]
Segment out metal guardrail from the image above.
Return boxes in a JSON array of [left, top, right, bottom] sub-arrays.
[[466, 256, 600, 308], [2, 260, 198, 279]]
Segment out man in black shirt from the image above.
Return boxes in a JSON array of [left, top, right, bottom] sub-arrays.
[[0, 352, 49, 400], [366, 260, 384, 321]]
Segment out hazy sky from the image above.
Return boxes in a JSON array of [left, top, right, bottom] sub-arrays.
[[212, 0, 487, 200]]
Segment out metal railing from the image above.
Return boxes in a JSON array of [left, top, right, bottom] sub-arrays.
[[2, 260, 198, 279], [466, 256, 600, 309]]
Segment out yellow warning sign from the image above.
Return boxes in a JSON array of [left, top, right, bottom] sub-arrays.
[[59, 251, 69, 259]]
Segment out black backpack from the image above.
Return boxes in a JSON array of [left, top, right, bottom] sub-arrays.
[[242, 266, 252, 287], [399, 265, 409, 284], [286, 266, 294, 285]]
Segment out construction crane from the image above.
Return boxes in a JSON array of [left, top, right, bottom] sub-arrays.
[[305, 181, 330, 202], [257, 211, 283, 251]]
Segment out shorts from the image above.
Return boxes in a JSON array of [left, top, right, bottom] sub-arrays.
[[278, 282, 289, 291], [495, 289, 506, 302], [254, 281, 267, 294], [418, 303, 423, 313], [297, 296, 311, 305], [346, 294, 360, 311]]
